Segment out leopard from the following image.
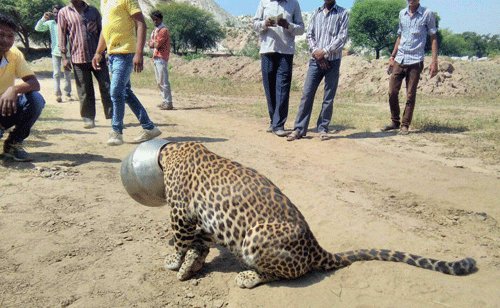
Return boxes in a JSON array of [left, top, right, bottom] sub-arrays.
[[158, 142, 477, 289]]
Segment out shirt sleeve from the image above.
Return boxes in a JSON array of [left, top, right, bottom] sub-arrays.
[[286, 1, 305, 36], [324, 10, 349, 55], [126, 0, 142, 16], [34, 18, 49, 32], [426, 11, 438, 35], [156, 28, 169, 49], [252, 0, 267, 33], [58, 11, 68, 55], [307, 11, 318, 52]]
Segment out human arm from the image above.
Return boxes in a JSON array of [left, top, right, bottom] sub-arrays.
[[252, 1, 275, 32], [0, 75, 39, 117], [34, 15, 51, 32], [131, 12, 147, 73], [387, 36, 401, 74], [277, 2, 304, 36], [57, 12, 72, 70], [91, 33, 107, 70], [319, 10, 349, 59], [429, 34, 438, 78]]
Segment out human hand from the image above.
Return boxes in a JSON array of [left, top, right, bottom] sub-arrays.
[[43, 12, 52, 20], [429, 61, 438, 78], [63, 58, 72, 70], [91, 53, 103, 71], [312, 49, 326, 60], [277, 18, 289, 29], [0, 87, 18, 117], [387, 57, 395, 75], [265, 18, 276, 27], [133, 53, 144, 73]]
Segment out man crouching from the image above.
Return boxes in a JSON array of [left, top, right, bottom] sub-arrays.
[[0, 14, 45, 162]]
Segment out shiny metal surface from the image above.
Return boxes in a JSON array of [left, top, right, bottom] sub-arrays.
[[120, 139, 172, 206]]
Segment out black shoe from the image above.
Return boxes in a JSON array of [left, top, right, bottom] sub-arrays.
[[3, 142, 32, 162], [273, 129, 289, 137], [381, 123, 400, 132]]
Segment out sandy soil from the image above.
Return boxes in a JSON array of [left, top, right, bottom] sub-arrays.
[[0, 75, 499, 308]]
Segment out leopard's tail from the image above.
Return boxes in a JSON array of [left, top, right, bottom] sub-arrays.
[[315, 248, 477, 275]]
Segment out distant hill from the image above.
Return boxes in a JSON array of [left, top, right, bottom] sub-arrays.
[[138, 0, 233, 24]]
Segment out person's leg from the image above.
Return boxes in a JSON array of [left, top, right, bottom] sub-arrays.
[[73, 63, 96, 121], [109, 54, 132, 134], [387, 62, 406, 127], [316, 59, 341, 133], [274, 53, 293, 131], [402, 61, 424, 128], [261, 53, 277, 129], [51, 55, 62, 100], [91, 59, 113, 119], [57, 56, 72, 98], [292, 60, 324, 137], [2, 92, 45, 161], [155, 58, 173, 107]]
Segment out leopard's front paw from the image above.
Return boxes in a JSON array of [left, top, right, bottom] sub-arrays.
[[164, 253, 183, 271], [177, 248, 207, 281]]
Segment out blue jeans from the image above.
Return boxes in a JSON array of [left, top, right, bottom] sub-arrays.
[[108, 54, 154, 134], [293, 59, 341, 135], [261, 53, 293, 131], [0, 92, 45, 144], [52, 55, 72, 97]]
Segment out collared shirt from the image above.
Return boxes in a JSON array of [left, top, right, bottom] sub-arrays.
[[395, 5, 437, 65], [101, 0, 142, 54], [34, 19, 64, 57], [253, 0, 305, 55], [307, 4, 349, 61], [58, 2, 102, 64], [151, 23, 171, 61], [0, 47, 34, 95]]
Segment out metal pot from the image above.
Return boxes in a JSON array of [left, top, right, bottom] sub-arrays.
[[120, 139, 172, 206]]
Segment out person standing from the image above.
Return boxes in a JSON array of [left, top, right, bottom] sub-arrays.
[[92, 0, 161, 146], [381, 0, 438, 135], [148, 10, 174, 111], [58, 0, 113, 129], [0, 14, 46, 162], [287, 0, 349, 142], [253, 0, 304, 137], [34, 5, 73, 103]]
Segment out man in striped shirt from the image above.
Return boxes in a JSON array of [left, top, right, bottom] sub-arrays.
[[382, 0, 438, 135], [34, 5, 73, 103], [287, 0, 349, 141], [58, 0, 113, 129]]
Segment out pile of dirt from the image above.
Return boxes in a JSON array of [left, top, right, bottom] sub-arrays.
[[170, 55, 500, 97]]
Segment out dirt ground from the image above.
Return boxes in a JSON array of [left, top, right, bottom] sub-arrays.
[[0, 73, 499, 308]]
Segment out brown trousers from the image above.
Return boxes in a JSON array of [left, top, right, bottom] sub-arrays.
[[388, 61, 424, 127]]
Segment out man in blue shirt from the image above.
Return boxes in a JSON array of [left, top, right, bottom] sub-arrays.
[[287, 0, 349, 141], [382, 0, 438, 135]]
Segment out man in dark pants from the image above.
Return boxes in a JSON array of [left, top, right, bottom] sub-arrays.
[[0, 14, 45, 162], [253, 0, 304, 137], [382, 0, 438, 135], [287, 0, 349, 142], [58, 0, 112, 129]]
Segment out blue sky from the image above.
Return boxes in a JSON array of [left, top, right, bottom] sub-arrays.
[[214, 0, 500, 35]]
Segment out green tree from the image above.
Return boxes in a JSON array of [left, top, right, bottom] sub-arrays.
[[0, 0, 64, 51], [156, 2, 225, 54], [349, 0, 406, 59], [440, 29, 468, 56], [462, 32, 488, 57]]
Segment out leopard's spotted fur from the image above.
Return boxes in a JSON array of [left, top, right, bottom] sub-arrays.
[[159, 142, 477, 288]]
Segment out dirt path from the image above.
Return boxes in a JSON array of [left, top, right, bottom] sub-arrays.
[[1, 77, 499, 307]]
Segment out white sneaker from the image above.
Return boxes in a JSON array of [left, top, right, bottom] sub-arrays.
[[107, 131, 124, 146], [132, 127, 162, 143], [83, 117, 95, 129]]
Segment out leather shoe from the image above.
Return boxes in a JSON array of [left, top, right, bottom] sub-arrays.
[[273, 129, 289, 137]]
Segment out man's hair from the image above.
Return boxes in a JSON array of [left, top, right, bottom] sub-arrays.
[[0, 13, 18, 31], [150, 10, 163, 20], [53, 4, 64, 11]]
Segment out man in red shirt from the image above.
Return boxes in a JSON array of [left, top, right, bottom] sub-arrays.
[[148, 10, 173, 110]]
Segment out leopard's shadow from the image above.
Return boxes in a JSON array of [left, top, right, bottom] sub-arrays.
[[195, 247, 334, 288]]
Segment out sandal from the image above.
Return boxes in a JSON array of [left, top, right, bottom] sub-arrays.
[[319, 132, 329, 141], [286, 130, 302, 142]]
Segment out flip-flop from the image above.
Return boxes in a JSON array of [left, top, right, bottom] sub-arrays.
[[319, 132, 329, 141], [286, 130, 301, 141]]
